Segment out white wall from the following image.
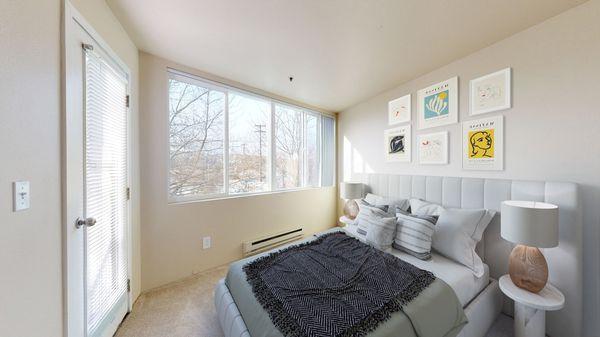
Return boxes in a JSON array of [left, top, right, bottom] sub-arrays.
[[139, 52, 338, 291], [337, 1, 600, 335], [0, 1, 140, 336], [0, 1, 62, 336]]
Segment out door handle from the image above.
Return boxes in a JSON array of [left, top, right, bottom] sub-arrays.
[[76, 217, 97, 229]]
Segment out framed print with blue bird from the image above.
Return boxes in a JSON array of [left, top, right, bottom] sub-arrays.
[[384, 125, 411, 162]]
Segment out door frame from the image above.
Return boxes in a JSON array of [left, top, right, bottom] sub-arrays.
[[62, 1, 133, 336]]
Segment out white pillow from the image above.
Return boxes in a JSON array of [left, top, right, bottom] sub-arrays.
[[410, 199, 495, 277], [410, 198, 445, 216], [364, 193, 383, 205], [366, 193, 410, 213]]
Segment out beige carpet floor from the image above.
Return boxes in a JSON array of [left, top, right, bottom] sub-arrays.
[[115, 266, 513, 337], [115, 266, 228, 337]]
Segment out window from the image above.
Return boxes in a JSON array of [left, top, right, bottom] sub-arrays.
[[305, 113, 320, 187], [168, 75, 225, 197], [274, 104, 303, 189], [168, 70, 335, 202], [228, 92, 270, 194]]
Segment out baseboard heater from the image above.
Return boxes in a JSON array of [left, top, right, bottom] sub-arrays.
[[243, 227, 304, 256]]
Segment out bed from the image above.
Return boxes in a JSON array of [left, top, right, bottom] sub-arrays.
[[215, 174, 582, 337]]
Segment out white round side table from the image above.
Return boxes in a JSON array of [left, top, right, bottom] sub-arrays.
[[499, 275, 564, 337]]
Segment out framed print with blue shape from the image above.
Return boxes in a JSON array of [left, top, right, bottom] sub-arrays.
[[418, 77, 458, 130]]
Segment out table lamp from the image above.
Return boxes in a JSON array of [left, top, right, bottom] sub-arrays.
[[501, 200, 559, 293], [340, 182, 363, 220]]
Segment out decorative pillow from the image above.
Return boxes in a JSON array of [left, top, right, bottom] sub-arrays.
[[355, 200, 397, 250], [410, 198, 445, 216], [356, 200, 389, 236], [409, 199, 496, 277], [393, 208, 438, 260], [364, 214, 397, 251]]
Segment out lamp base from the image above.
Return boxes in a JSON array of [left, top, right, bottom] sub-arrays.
[[508, 244, 549, 293], [343, 199, 359, 220]]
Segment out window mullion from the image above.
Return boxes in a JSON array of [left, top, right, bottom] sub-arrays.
[[223, 90, 230, 196], [301, 112, 306, 188], [270, 102, 276, 191], [318, 115, 322, 187]]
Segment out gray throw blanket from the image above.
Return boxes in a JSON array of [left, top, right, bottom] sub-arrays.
[[244, 232, 436, 337]]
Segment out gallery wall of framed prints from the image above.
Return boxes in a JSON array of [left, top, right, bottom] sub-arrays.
[[385, 67, 511, 171]]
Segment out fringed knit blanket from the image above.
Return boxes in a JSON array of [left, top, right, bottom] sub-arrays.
[[243, 232, 436, 337]]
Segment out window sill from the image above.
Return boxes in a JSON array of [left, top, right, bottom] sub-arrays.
[[167, 185, 335, 205]]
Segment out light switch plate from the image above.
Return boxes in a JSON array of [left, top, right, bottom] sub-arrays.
[[202, 236, 211, 250], [13, 181, 30, 211]]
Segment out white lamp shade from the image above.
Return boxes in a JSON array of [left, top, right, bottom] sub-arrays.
[[501, 200, 558, 248], [340, 182, 363, 200]]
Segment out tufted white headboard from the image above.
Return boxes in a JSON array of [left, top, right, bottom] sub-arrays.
[[360, 174, 582, 337]]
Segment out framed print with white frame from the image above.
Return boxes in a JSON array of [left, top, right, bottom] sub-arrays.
[[388, 94, 411, 125], [418, 131, 448, 165], [385, 125, 411, 162], [462, 115, 503, 171], [470, 68, 511, 115], [417, 77, 458, 130]]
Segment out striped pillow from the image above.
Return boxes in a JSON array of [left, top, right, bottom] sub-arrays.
[[356, 200, 390, 236], [393, 208, 439, 260], [355, 200, 398, 250]]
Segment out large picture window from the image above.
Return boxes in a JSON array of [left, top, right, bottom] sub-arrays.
[[168, 70, 335, 202]]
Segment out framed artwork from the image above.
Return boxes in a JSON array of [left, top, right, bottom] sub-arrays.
[[462, 115, 503, 171], [418, 131, 448, 165], [384, 125, 411, 162], [417, 77, 458, 130], [470, 68, 511, 115], [388, 94, 411, 125]]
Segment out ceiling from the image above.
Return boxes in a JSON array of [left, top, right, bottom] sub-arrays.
[[107, 0, 586, 112]]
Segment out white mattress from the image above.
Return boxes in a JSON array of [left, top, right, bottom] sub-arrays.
[[343, 225, 488, 306], [390, 249, 489, 307]]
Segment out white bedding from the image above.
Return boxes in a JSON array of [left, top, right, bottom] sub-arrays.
[[343, 225, 488, 306], [390, 249, 489, 307]]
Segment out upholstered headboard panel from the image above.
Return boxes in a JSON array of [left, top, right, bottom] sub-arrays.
[[360, 174, 582, 337]]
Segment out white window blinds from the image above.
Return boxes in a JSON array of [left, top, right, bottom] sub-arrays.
[[84, 48, 129, 337], [321, 116, 335, 187]]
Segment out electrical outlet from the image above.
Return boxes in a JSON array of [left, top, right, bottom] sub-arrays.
[[202, 236, 211, 249], [13, 181, 30, 211]]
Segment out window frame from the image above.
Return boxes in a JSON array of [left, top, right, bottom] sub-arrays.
[[167, 69, 335, 204]]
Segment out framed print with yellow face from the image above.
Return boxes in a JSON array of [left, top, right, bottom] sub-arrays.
[[418, 77, 458, 130], [462, 115, 503, 170]]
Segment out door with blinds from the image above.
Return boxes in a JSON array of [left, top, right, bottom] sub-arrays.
[[64, 5, 131, 337], [83, 45, 130, 337]]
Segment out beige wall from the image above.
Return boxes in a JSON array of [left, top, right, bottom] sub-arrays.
[[70, 0, 142, 303], [337, 1, 600, 335], [139, 52, 337, 291], [0, 1, 139, 336], [0, 1, 62, 336]]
